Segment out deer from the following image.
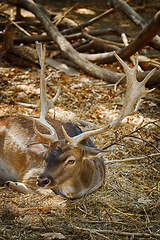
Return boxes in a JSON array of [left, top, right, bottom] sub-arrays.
[[0, 42, 155, 199]]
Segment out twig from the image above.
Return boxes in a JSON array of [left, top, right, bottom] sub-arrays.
[[77, 219, 159, 226], [66, 28, 121, 41], [55, 3, 79, 27], [71, 224, 110, 240], [102, 121, 160, 150], [77, 206, 97, 218], [15, 102, 38, 108], [110, 0, 160, 51], [72, 225, 160, 239], [82, 31, 124, 47], [114, 75, 125, 91], [61, 8, 114, 35], [144, 96, 160, 104], [104, 152, 160, 164], [121, 32, 143, 72], [9, 19, 31, 36], [128, 135, 160, 153], [113, 140, 158, 163], [152, 133, 160, 141], [40, 218, 50, 232], [102, 206, 114, 222], [0, 237, 6, 240], [142, 206, 150, 224], [106, 202, 138, 219]]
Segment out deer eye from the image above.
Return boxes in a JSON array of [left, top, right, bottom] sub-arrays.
[[68, 160, 75, 164], [66, 156, 75, 165]]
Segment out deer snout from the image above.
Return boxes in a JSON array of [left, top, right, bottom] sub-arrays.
[[36, 177, 51, 187]]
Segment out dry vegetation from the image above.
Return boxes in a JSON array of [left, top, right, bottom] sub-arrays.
[[0, 0, 160, 239]]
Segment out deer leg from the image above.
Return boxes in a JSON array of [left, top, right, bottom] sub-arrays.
[[5, 181, 35, 194]]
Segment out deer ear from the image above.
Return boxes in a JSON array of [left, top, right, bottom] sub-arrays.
[[28, 144, 48, 156], [82, 145, 109, 160]]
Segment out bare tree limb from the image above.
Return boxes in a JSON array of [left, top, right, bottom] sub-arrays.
[[6, 0, 123, 83], [82, 31, 124, 47], [109, 0, 160, 51], [6, 0, 160, 86], [80, 10, 160, 64], [73, 225, 160, 239], [7, 0, 114, 35]]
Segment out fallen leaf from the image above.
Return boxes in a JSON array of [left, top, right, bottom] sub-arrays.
[[41, 232, 66, 240], [138, 197, 152, 205]]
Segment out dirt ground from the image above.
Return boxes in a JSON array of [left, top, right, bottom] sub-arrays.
[[0, 0, 160, 239]]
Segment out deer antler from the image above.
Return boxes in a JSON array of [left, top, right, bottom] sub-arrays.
[[21, 42, 60, 142], [62, 52, 156, 147]]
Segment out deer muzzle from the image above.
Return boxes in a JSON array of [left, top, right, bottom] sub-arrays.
[[36, 177, 50, 187], [36, 173, 56, 188]]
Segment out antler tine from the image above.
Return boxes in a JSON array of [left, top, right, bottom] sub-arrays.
[[21, 42, 60, 142], [62, 52, 156, 147], [35, 42, 60, 141]]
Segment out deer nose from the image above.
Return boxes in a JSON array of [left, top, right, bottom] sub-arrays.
[[37, 177, 50, 187]]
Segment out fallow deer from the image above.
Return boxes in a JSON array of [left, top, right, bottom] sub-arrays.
[[0, 42, 155, 198]]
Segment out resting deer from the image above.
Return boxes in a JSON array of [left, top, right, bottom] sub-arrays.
[[0, 43, 155, 198]]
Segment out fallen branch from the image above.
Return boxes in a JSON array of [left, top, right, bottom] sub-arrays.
[[138, 55, 160, 71], [6, 0, 160, 86], [14, 28, 120, 45], [55, 3, 79, 27], [109, 0, 160, 51], [82, 31, 124, 48], [7, 0, 123, 84], [73, 225, 160, 239], [80, 10, 160, 64], [61, 8, 114, 35], [66, 28, 121, 41], [144, 96, 160, 104], [104, 153, 160, 164], [121, 32, 143, 72]]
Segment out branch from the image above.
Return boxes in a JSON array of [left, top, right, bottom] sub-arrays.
[[73, 225, 160, 239], [82, 31, 124, 48], [80, 10, 160, 64], [104, 153, 160, 164], [6, 0, 160, 86], [109, 0, 160, 51], [6, 0, 123, 83], [102, 121, 160, 150]]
